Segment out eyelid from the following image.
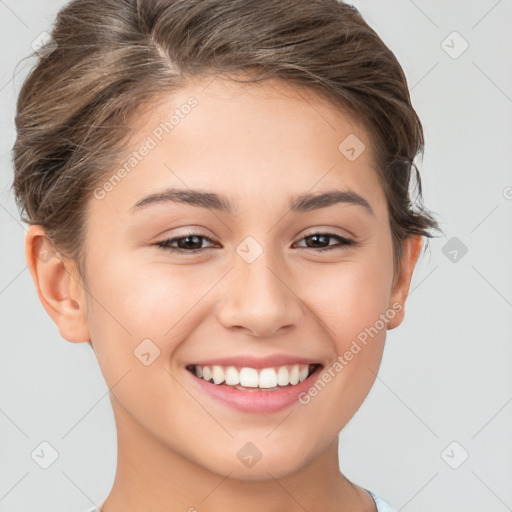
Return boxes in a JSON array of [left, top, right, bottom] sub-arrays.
[[154, 231, 218, 252], [300, 227, 354, 241], [154, 230, 357, 254], [292, 232, 356, 251]]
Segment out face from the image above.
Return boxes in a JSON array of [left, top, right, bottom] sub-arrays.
[[39, 76, 417, 480]]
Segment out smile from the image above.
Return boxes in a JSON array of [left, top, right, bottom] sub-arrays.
[[185, 357, 323, 413], [187, 363, 319, 391]]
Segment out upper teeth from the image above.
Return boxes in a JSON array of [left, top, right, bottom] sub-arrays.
[[193, 364, 313, 388]]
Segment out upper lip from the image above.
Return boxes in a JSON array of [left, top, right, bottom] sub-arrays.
[[188, 354, 323, 369]]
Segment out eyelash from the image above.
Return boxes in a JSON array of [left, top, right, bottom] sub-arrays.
[[154, 231, 357, 254]]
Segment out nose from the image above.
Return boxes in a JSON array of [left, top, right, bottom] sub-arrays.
[[216, 247, 305, 338]]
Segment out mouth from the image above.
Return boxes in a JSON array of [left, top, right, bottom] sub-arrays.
[[185, 359, 323, 413], [186, 363, 321, 391]]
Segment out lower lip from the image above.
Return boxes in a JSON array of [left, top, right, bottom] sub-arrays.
[[186, 366, 322, 413]]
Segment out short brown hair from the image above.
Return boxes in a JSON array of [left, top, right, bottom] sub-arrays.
[[13, 0, 440, 275]]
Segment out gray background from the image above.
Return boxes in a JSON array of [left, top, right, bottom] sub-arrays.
[[1, 1, 511, 511]]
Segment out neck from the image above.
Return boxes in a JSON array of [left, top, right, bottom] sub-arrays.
[[101, 399, 375, 512]]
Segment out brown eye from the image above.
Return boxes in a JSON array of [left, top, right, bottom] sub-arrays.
[[155, 233, 217, 253], [294, 233, 356, 252]]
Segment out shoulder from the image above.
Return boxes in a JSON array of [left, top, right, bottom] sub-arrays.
[[366, 489, 396, 512]]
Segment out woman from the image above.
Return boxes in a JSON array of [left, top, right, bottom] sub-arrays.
[[12, 0, 440, 510]]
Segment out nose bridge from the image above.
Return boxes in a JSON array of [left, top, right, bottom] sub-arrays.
[[216, 240, 303, 337]]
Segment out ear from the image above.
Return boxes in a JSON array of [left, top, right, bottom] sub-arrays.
[[25, 224, 90, 343], [387, 235, 423, 330]]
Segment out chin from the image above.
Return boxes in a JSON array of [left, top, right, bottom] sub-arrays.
[[193, 446, 312, 482]]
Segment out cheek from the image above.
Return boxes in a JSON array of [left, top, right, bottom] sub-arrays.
[[84, 253, 217, 369], [308, 251, 393, 346], [301, 248, 393, 408]]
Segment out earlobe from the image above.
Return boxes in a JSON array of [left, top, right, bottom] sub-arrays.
[[387, 235, 423, 330], [25, 225, 90, 343]]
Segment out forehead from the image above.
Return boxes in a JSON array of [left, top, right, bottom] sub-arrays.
[[93, 75, 387, 217]]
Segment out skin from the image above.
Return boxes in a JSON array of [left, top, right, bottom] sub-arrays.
[[26, 75, 422, 512]]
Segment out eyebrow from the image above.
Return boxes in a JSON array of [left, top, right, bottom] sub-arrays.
[[131, 188, 374, 216]]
